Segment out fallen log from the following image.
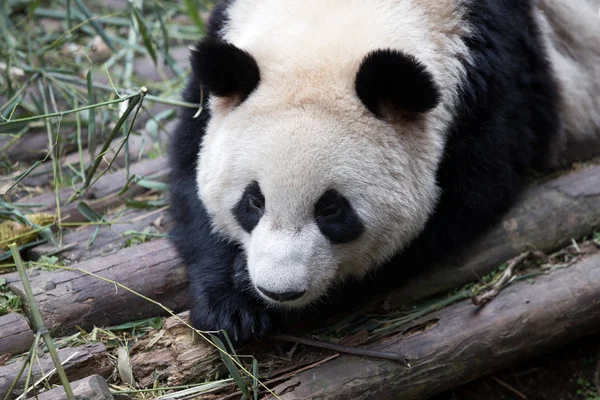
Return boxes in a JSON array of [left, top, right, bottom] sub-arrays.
[[15, 157, 168, 224], [19, 130, 154, 189], [268, 252, 600, 400], [0, 313, 33, 356], [128, 311, 220, 388], [26, 375, 114, 400], [27, 206, 172, 262], [386, 162, 600, 307], [9, 239, 188, 335], [0, 343, 110, 399]]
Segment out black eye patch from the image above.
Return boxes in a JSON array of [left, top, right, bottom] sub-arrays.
[[314, 189, 364, 244], [233, 181, 265, 233]]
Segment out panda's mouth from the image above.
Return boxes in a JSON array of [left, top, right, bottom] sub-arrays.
[[256, 286, 306, 302]]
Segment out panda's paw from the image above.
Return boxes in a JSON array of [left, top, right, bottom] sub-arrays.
[[189, 291, 273, 343]]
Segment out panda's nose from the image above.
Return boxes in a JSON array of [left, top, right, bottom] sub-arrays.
[[257, 287, 306, 302]]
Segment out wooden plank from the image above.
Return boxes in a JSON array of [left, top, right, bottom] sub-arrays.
[[9, 239, 187, 335], [0, 313, 34, 356], [0, 343, 110, 399], [268, 252, 600, 400]]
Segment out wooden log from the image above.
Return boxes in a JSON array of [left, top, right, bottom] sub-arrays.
[[0, 343, 110, 399], [0, 132, 52, 163], [386, 163, 600, 307], [27, 375, 114, 400], [268, 252, 600, 400], [27, 207, 172, 262], [15, 157, 168, 224], [0, 313, 34, 356], [20, 131, 155, 189], [9, 239, 188, 335], [128, 311, 220, 388]]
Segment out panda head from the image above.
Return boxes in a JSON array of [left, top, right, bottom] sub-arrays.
[[192, 37, 443, 308]]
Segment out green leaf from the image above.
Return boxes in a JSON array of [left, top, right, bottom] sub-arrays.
[[73, 0, 116, 52], [136, 179, 168, 192], [107, 317, 164, 331], [184, 0, 205, 33], [124, 198, 168, 209], [211, 334, 250, 397], [133, 8, 158, 65], [86, 70, 97, 163], [77, 201, 102, 222], [154, 4, 169, 56]]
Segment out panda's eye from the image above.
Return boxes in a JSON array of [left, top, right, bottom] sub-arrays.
[[248, 194, 264, 212], [315, 202, 342, 219]]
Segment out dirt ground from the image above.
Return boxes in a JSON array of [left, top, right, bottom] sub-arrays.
[[433, 335, 600, 400]]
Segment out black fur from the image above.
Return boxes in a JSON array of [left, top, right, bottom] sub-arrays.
[[168, 0, 561, 341], [315, 189, 364, 244], [191, 37, 260, 99], [355, 49, 440, 117], [232, 181, 265, 233], [378, 0, 560, 280]]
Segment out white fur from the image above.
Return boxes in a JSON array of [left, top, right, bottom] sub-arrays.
[[534, 0, 600, 165], [197, 0, 472, 306]]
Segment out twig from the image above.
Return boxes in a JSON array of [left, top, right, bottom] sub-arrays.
[[0, 91, 141, 127], [472, 252, 530, 306], [273, 334, 409, 366], [594, 344, 600, 397], [491, 376, 528, 399], [9, 244, 75, 400]]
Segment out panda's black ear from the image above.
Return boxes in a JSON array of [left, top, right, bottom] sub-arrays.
[[355, 49, 440, 118], [190, 37, 260, 100]]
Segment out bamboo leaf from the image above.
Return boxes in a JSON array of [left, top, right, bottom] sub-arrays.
[[77, 202, 102, 222], [133, 8, 158, 65], [73, 0, 116, 53], [210, 334, 250, 397], [86, 70, 97, 163], [183, 0, 205, 33], [136, 179, 168, 192]]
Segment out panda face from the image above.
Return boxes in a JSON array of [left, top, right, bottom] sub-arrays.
[[197, 100, 444, 307]]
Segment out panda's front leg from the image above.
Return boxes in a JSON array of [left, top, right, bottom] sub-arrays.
[[182, 224, 275, 343]]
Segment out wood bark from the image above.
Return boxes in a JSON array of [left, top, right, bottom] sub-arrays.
[[26, 375, 114, 400], [27, 207, 172, 262], [268, 252, 600, 400], [0, 343, 110, 399], [9, 239, 188, 336], [128, 311, 220, 388], [386, 163, 600, 307], [15, 157, 168, 224], [0, 313, 33, 356]]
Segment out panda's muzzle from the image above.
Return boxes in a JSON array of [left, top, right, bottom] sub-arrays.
[[256, 286, 306, 302]]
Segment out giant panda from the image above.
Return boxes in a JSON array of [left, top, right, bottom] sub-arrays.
[[168, 0, 600, 341]]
